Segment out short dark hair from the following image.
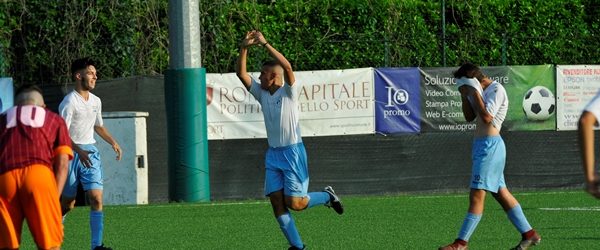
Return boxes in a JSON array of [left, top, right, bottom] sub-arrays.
[[14, 84, 43, 97], [71, 57, 96, 77], [262, 60, 281, 68], [453, 62, 484, 80]]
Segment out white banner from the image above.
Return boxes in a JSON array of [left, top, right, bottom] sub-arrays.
[[0, 78, 13, 113], [556, 65, 600, 130], [207, 68, 374, 140]]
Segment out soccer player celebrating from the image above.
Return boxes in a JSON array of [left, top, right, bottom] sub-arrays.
[[0, 84, 73, 250], [59, 58, 122, 250], [235, 30, 344, 250], [439, 63, 540, 250], [578, 92, 600, 199]]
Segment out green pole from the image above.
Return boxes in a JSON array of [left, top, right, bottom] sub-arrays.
[[166, 0, 209, 202]]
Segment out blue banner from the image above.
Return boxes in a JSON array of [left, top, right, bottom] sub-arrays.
[[374, 68, 421, 134], [0, 78, 13, 113]]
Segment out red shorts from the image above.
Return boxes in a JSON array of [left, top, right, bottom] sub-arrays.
[[0, 164, 63, 249]]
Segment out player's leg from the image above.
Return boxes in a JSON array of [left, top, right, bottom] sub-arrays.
[[440, 189, 485, 250], [492, 188, 540, 249], [79, 145, 108, 250], [61, 154, 81, 217], [266, 172, 304, 249], [283, 143, 343, 214], [0, 169, 25, 250], [20, 165, 63, 250], [460, 189, 485, 240]]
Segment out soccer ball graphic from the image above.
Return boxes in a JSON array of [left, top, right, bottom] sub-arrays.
[[522, 86, 555, 121]]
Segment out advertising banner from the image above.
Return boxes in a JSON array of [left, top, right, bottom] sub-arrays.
[[420, 65, 554, 132], [556, 65, 600, 131], [0, 78, 13, 113], [374, 68, 420, 134], [504, 65, 556, 131], [206, 68, 374, 139], [420, 67, 508, 132]]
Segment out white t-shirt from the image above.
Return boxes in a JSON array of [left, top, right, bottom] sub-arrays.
[[58, 91, 103, 144], [584, 91, 600, 122], [456, 77, 484, 106], [482, 81, 508, 130], [249, 79, 302, 148]]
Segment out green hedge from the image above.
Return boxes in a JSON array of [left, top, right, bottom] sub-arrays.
[[0, 0, 598, 85]]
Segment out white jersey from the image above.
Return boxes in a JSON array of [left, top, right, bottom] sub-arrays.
[[482, 81, 508, 130], [58, 90, 103, 144], [249, 79, 302, 148], [584, 91, 600, 122]]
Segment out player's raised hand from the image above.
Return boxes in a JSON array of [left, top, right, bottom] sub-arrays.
[[585, 180, 600, 199], [255, 31, 268, 46], [241, 31, 259, 48]]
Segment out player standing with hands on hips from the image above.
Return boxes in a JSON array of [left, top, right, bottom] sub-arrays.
[[439, 63, 540, 250], [236, 30, 344, 250], [577, 91, 600, 198], [0, 85, 73, 250], [59, 58, 122, 250]]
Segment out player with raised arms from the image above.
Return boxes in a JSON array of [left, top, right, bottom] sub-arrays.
[[439, 63, 540, 250], [235, 30, 344, 250]]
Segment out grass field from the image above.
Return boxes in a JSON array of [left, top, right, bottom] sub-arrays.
[[19, 190, 600, 249]]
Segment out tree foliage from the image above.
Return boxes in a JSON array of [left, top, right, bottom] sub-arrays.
[[0, 0, 598, 85]]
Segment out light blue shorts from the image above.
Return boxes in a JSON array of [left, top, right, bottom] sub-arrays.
[[62, 144, 103, 198], [471, 136, 506, 193], [264, 143, 309, 197]]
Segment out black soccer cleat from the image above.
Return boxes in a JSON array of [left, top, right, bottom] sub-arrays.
[[324, 186, 344, 215], [288, 244, 306, 250], [93, 244, 113, 250]]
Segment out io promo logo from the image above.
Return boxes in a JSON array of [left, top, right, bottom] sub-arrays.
[[385, 86, 409, 107]]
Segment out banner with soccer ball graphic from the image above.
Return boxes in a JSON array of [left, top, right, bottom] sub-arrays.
[[504, 65, 556, 131], [555, 65, 600, 131], [419, 65, 555, 132]]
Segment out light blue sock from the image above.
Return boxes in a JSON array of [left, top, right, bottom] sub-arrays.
[[507, 204, 532, 233], [90, 211, 104, 250], [457, 213, 482, 241], [276, 212, 303, 249], [307, 192, 330, 208]]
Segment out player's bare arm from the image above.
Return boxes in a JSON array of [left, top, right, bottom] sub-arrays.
[[470, 90, 493, 124], [578, 111, 600, 198], [255, 31, 295, 86], [94, 126, 122, 161], [54, 153, 70, 195], [236, 31, 259, 90]]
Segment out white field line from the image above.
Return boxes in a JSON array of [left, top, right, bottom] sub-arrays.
[[125, 201, 268, 209], [409, 190, 580, 199], [539, 207, 600, 211]]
